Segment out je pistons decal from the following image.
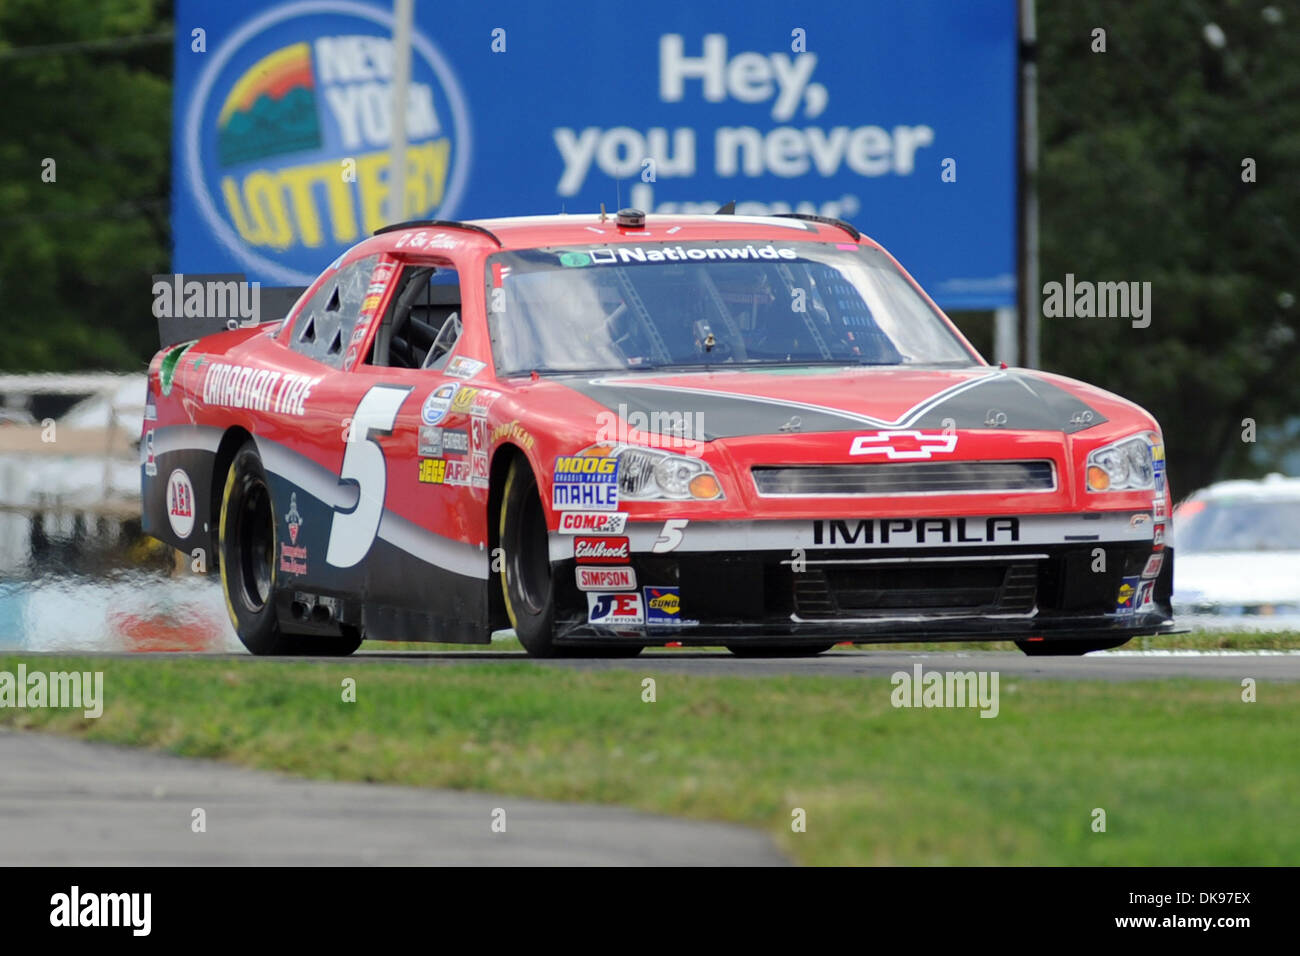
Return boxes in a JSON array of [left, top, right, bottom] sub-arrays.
[[553, 455, 619, 511], [587, 591, 644, 626]]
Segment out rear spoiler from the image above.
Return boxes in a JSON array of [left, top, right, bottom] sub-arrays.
[[152, 273, 307, 348]]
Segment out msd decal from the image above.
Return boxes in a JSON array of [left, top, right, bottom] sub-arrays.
[[558, 512, 629, 534], [576, 566, 637, 591], [573, 536, 631, 563], [849, 430, 957, 460], [587, 592, 644, 626]]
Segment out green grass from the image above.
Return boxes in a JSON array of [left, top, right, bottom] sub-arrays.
[[2, 654, 1296, 864], [363, 628, 1300, 654]]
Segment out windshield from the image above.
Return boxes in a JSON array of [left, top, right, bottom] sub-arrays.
[[486, 241, 978, 375], [1176, 498, 1300, 553]]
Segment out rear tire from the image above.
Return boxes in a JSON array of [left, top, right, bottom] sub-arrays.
[[218, 440, 361, 656], [1015, 636, 1132, 656], [498, 457, 641, 659], [726, 643, 835, 658]]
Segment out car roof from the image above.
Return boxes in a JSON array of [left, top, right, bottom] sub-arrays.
[[1189, 474, 1300, 502], [380, 213, 873, 251]]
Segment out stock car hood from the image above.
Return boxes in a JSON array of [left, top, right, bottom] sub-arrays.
[[554, 365, 1111, 439]]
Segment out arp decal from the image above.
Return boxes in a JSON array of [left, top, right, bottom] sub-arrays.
[[573, 536, 631, 563], [576, 566, 637, 591], [418, 457, 472, 485], [558, 512, 628, 534], [849, 430, 957, 460], [553, 454, 619, 511], [587, 591, 644, 626], [421, 383, 457, 425], [166, 469, 196, 539]]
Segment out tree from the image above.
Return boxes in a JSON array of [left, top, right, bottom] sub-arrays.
[[0, 0, 171, 371], [1037, 0, 1300, 492]]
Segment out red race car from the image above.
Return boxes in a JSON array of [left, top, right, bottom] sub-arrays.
[[142, 210, 1174, 658]]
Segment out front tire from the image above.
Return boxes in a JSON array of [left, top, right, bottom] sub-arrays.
[[498, 457, 641, 659], [218, 440, 360, 656]]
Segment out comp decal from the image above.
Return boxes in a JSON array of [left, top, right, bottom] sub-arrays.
[[557, 512, 628, 534]]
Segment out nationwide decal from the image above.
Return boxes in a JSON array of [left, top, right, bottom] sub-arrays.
[[553, 455, 619, 510], [587, 244, 799, 265], [558, 511, 629, 534], [812, 517, 1020, 547], [166, 469, 196, 539], [445, 355, 486, 379], [421, 383, 457, 425], [202, 363, 319, 416], [576, 566, 637, 591], [849, 430, 957, 460], [180, 3, 471, 284], [644, 586, 697, 626], [587, 591, 645, 626], [573, 536, 631, 563]]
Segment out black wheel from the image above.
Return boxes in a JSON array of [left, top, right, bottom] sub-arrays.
[[498, 457, 640, 659], [218, 441, 361, 656], [1015, 636, 1132, 656], [726, 643, 836, 658]]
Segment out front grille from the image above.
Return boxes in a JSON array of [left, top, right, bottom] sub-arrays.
[[793, 560, 1040, 618], [752, 460, 1056, 496]]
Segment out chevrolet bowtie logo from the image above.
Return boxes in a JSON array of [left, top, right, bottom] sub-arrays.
[[849, 430, 958, 460]]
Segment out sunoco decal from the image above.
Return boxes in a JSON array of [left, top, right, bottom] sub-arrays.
[[178, 1, 471, 284]]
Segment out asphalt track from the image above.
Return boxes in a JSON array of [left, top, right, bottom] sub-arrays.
[[0, 730, 787, 866]]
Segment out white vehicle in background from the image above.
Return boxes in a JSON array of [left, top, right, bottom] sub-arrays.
[[1173, 474, 1300, 631]]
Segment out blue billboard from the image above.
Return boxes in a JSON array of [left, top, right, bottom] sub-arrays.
[[172, 0, 1017, 308]]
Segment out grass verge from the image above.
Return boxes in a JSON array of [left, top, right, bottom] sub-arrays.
[[2, 654, 1296, 864]]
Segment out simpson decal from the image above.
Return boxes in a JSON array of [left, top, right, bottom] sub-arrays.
[[576, 566, 637, 591]]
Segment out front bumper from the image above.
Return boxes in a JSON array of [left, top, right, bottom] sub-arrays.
[[550, 527, 1175, 645]]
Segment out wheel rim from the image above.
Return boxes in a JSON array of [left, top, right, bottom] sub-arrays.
[[235, 476, 273, 613], [511, 481, 552, 614]]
